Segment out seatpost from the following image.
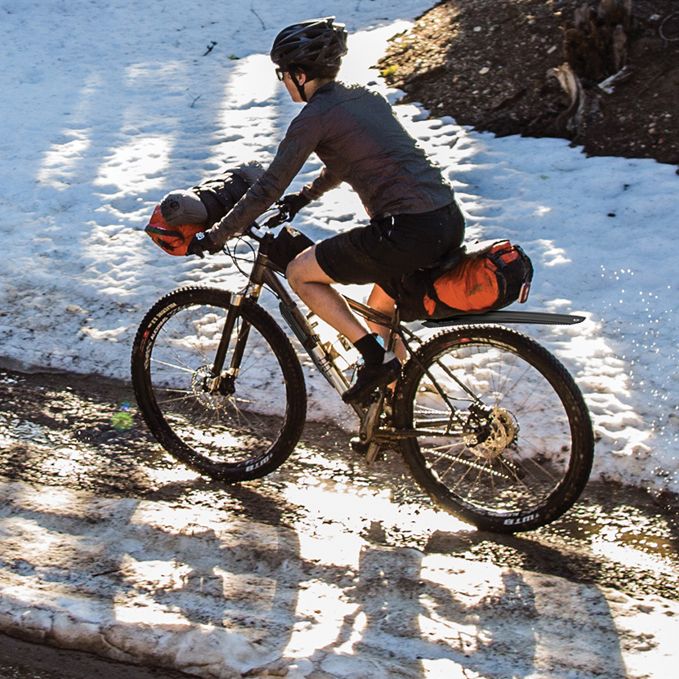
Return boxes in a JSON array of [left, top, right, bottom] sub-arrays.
[[386, 306, 401, 354]]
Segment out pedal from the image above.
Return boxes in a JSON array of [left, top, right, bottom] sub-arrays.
[[350, 436, 369, 455]]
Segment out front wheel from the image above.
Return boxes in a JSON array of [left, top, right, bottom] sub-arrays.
[[394, 325, 594, 532], [131, 287, 306, 482]]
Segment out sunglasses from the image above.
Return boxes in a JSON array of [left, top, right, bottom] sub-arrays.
[[275, 68, 287, 81]]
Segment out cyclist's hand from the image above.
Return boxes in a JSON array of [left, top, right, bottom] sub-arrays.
[[279, 191, 311, 220], [187, 231, 219, 258]]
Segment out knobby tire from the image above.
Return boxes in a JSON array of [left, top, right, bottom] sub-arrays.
[[394, 325, 594, 533]]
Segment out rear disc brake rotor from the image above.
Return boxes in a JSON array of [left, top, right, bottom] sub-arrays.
[[463, 406, 518, 460]]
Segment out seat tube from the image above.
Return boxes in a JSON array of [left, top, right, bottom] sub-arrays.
[[385, 307, 401, 353]]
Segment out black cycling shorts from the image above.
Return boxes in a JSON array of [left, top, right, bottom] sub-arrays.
[[315, 201, 465, 298]]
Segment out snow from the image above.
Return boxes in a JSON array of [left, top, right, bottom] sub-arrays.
[[1, 476, 677, 679], [1, 0, 678, 501]]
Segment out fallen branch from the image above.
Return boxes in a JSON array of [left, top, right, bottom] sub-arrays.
[[250, 3, 266, 30], [548, 62, 604, 139], [549, 62, 586, 133], [597, 65, 633, 93]]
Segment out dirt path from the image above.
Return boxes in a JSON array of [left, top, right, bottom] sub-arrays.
[[1, 366, 676, 602], [1, 366, 677, 677]]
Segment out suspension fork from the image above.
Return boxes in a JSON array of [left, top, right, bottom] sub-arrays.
[[208, 293, 248, 386], [207, 243, 271, 385], [206, 237, 352, 405]]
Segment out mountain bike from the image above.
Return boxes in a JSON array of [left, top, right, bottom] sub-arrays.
[[131, 208, 594, 533]]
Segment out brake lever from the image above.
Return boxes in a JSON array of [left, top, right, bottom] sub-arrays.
[[245, 204, 291, 240], [263, 203, 292, 228]]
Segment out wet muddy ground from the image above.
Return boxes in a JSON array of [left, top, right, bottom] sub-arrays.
[[1, 365, 676, 606], [0, 631, 188, 679]]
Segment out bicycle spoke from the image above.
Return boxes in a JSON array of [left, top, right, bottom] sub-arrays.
[[150, 357, 198, 374], [520, 452, 561, 483], [428, 443, 468, 472], [156, 392, 198, 406]]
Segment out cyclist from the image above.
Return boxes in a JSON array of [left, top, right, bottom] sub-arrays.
[[189, 17, 465, 404]]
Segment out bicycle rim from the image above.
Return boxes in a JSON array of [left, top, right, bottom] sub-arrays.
[[396, 326, 593, 531]]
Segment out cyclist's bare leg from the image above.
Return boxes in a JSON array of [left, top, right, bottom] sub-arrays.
[[286, 246, 370, 343], [366, 285, 406, 362]]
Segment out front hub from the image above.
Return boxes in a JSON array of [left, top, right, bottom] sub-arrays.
[[191, 366, 233, 409]]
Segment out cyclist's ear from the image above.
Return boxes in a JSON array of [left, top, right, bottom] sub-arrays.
[[290, 67, 307, 86]]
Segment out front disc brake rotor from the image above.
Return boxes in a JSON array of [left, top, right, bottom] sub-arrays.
[[191, 365, 227, 410]]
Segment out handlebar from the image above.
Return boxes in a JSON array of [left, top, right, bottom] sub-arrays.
[[245, 203, 292, 240]]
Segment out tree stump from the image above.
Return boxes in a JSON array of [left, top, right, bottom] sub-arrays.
[[551, 0, 632, 138]]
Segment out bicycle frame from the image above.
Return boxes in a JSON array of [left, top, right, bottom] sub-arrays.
[[133, 208, 594, 531], [206, 218, 586, 456], [207, 231, 397, 422]]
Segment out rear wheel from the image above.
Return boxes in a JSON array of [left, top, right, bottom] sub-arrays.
[[394, 325, 594, 532], [131, 287, 306, 481]]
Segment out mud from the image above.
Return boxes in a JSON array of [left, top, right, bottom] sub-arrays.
[[0, 632, 189, 679], [380, 0, 679, 167], [1, 366, 676, 603]]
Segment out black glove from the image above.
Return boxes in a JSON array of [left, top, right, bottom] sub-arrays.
[[279, 191, 311, 220], [187, 231, 219, 258]]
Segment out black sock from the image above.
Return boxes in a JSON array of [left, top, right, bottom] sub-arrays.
[[354, 333, 385, 365]]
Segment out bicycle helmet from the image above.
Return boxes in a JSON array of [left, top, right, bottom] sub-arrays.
[[270, 17, 348, 76]]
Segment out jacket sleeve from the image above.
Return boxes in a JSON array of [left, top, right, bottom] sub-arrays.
[[302, 166, 342, 200], [206, 112, 323, 248]]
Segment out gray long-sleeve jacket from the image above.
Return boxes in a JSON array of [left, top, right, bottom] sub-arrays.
[[207, 81, 455, 248]]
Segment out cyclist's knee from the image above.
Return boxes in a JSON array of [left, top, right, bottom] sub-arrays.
[[286, 255, 304, 291], [286, 246, 329, 292]]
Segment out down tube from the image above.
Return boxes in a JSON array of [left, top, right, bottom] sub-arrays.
[[263, 270, 359, 407]]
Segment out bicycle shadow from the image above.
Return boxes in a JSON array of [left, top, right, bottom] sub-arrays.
[[423, 528, 629, 678], [0, 465, 634, 679], [149, 474, 539, 677]]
